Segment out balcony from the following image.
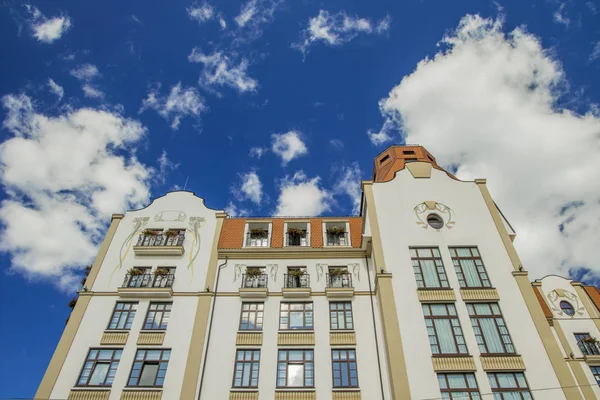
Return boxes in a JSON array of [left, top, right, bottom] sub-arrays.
[[286, 231, 309, 247], [239, 273, 269, 298], [578, 339, 600, 357], [246, 232, 269, 247], [325, 272, 354, 299], [326, 232, 349, 247], [118, 274, 174, 298], [133, 230, 185, 256], [283, 273, 311, 298]]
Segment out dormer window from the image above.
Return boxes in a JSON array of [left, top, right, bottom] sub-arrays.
[[246, 223, 270, 247], [325, 222, 349, 247], [286, 222, 309, 247]]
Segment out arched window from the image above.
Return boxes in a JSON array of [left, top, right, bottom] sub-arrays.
[[560, 301, 575, 316], [427, 214, 444, 229]]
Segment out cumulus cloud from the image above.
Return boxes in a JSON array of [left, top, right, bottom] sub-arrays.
[[188, 48, 258, 93], [333, 163, 363, 214], [70, 64, 101, 81], [369, 14, 600, 280], [82, 84, 105, 100], [140, 82, 207, 129], [187, 2, 216, 24], [249, 146, 268, 158], [271, 131, 308, 165], [275, 171, 332, 216], [225, 201, 249, 217], [293, 10, 390, 55], [233, 0, 282, 42], [233, 171, 263, 204], [47, 78, 64, 100], [25, 5, 71, 43], [0, 93, 152, 290]]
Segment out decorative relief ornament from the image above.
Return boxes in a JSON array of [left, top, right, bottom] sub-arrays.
[[268, 264, 278, 282], [316, 264, 327, 281], [348, 263, 360, 281], [414, 201, 456, 230], [547, 289, 584, 316], [234, 264, 246, 282], [154, 210, 187, 222]]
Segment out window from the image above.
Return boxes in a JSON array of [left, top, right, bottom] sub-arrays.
[[438, 373, 481, 399], [277, 350, 314, 387], [450, 247, 492, 288], [410, 248, 450, 289], [77, 348, 122, 387], [575, 333, 600, 356], [280, 302, 313, 330], [560, 301, 575, 316], [285, 267, 309, 288], [403, 150, 415, 155], [423, 304, 468, 355], [232, 350, 260, 388], [239, 303, 264, 330], [427, 214, 444, 229], [325, 223, 348, 246], [246, 224, 269, 247], [327, 266, 352, 288], [152, 267, 175, 288], [380, 154, 390, 163], [590, 366, 600, 386], [330, 302, 354, 330], [126, 267, 151, 287], [128, 349, 171, 387], [144, 303, 171, 330], [108, 302, 138, 330], [242, 267, 267, 288], [467, 303, 515, 355], [332, 349, 358, 388], [286, 223, 308, 246], [488, 372, 532, 399]]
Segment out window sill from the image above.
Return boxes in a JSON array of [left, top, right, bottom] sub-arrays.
[[123, 387, 163, 391], [275, 388, 316, 391], [332, 388, 360, 391], [72, 387, 112, 390], [231, 388, 259, 391]]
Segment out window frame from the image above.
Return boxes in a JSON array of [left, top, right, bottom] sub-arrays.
[[437, 373, 481, 399], [232, 349, 261, 388], [276, 349, 314, 388], [575, 332, 600, 356], [331, 349, 359, 388], [467, 303, 515, 355], [239, 302, 265, 331], [487, 372, 532, 399], [590, 366, 600, 386], [76, 348, 122, 387], [410, 247, 450, 289], [329, 301, 354, 331], [279, 302, 314, 330], [107, 302, 138, 331], [423, 303, 468, 355], [449, 247, 492, 289], [143, 302, 172, 331], [127, 348, 171, 388], [560, 301, 575, 316]]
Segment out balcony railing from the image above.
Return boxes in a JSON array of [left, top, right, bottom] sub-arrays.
[[326, 232, 349, 246], [284, 273, 310, 288], [286, 232, 309, 247], [122, 274, 175, 289], [241, 273, 268, 288], [578, 339, 600, 356], [326, 273, 353, 288], [246, 233, 269, 247], [136, 231, 185, 247]]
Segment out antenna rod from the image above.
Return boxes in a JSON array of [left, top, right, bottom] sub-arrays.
[[183, 176, 189, 190]]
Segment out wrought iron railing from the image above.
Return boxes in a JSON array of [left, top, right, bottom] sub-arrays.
[[241, 273, 268, 288], [286, 232, 309, 246], [578, 339, 600, 356], [136, 231, 185, 247], [326, 273, 353, 288], [284, 273, 310, 288], [122, 274, 175, 288], [246, 232, 269, 247], [326, 232, 349, 246]]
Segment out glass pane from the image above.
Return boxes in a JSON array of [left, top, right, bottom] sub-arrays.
[[290, 312, 303, 328], [288, 351, 303, 361], [88, 363, 110, 385], [139, 363, 158, 386], [288, 364, 304, 387]]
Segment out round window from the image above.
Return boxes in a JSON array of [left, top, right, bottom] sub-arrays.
[[427, 214, 444, 229], [560, 301, 575, 316]]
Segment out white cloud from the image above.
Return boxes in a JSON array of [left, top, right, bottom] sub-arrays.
[[329, 139, 344, 150], [333, 163, 363, 214], [219, 16, 227, 29], [590, 41, 600, 62], [234, 171, 263, 204], [249, 146, 268, 158], [0, 93, 152, 290], [188, 49, 258, 93], [140, 82, 207, 129], [25, 5, 71, 43], [275, 171, 332, 216], [271, 131, 308, 165], [553, 3, 570, 27], [70, 64, 101, 81], [82, 84, 105, 100], [225, 201, 249, 217], [233, 0, 281, 42], [47, 78, 64, 100], [155, 150, 178, 185], [369, 13, 600, 280], [293, 10, 390, 55], [187, 2, 215, 24]]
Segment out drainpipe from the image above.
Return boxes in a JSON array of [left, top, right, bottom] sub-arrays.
[[197, 256, 228, 400], [366, 255, 386, 400]]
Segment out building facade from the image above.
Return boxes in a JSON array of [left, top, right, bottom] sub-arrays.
[[36, 145, 598, 400]]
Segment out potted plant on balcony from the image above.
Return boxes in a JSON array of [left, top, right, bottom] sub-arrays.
[[142, 229, 157, 236], [250, 228, 268, 237], [154, 268, 170, 276], [288, 269, 305, 277], [246, 267, 263, 277], [326, 226, 345, 235], [164, 229, 179, 237], [287, 227, 305, 235], [582, 337, 599, 344], [127, 267, 145, 276], [329, 268, 349, 276]]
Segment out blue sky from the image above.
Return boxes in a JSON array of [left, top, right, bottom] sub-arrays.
[[1, 0, 599, 396]]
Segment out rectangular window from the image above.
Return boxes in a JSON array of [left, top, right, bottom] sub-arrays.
[[590, 366, 600, 386], [468, 303, 515, 355], [423, 304, 468, 355], [232, 350, 260, 388], [144, 302, 171, 330], [438, 373, 481, 399], [410, 247, 449, 289], [108, 302, 138, 330], [280, 302, 313, 330], [330, 302, 354, 330], [575, 333, 600, 355], [77, 348, 122, 387], [488, 372, 532, 399], [450, 247, 491, 288], [127, 267, 151, 287], [239, 303, 264, 330], [277, 350, 314, 388], [127, 349, 171, 387], [332, 349, 358, 388]]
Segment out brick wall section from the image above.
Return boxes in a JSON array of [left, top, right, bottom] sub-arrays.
[[349, 218, 362, 248], [218, 218, 246, 249], [271, 219, 284, 248], [533, 285, 553, 319], [584, 286, 600, 313], [310, 219, 323, 248]]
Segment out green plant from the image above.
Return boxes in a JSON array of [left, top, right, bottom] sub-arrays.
[[143, 229, 158, 236], [164, 230, 179, 237], [287, 227, 305, 235], [127, 267, 145, 276], [582, 337, 598, 344], [154, 268, 170, 276], [329, 268, 349, 276], [288, 269, 305, 277], [326, 226, 345, 235], [250, 228, 268, 236], [246, 267, 263, 277]]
